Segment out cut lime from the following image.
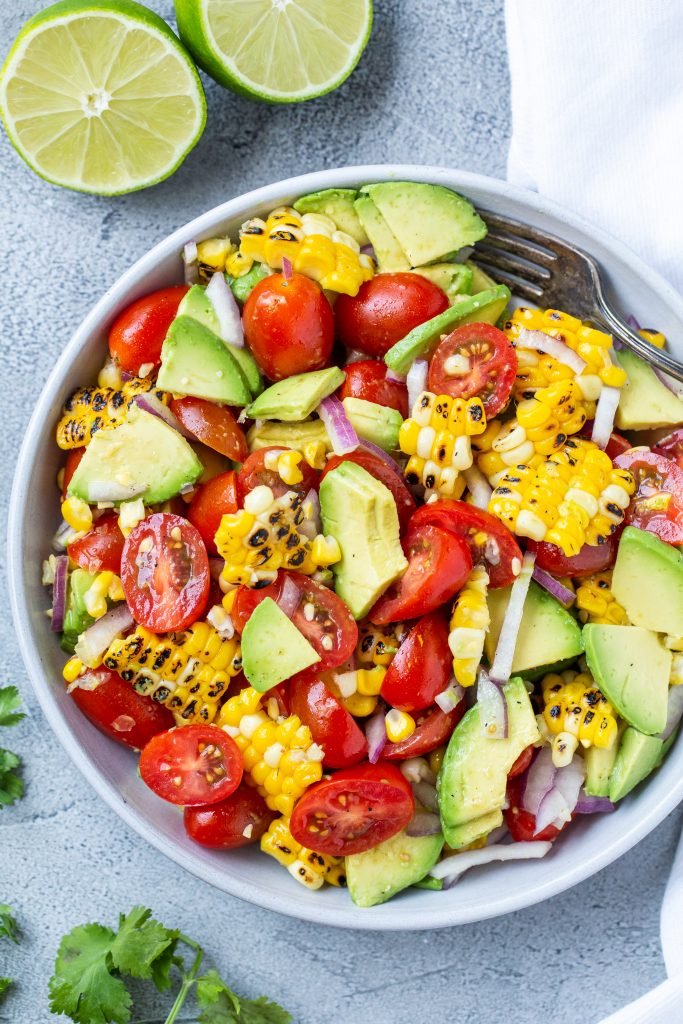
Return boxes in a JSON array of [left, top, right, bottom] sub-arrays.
[[175, 0, 373, 103], [0, 0, 206, 195]]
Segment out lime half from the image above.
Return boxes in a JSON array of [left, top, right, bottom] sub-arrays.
[[0, 0, 206, 195], [175, 0, 373, 103]]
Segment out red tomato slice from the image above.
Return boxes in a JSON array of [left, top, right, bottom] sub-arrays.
[[237, 447, 319, 502], [69, 668, 174, 750], [505, 773, 567, 843], [139, 724, 243, 806], [231, 575, 284, 633], [289, 762, 414, 856], [370, 523, 472, 624], [340, 359, 409, 417], [382, 703, 465, 760], [655, 428, 683, 470], [614, 448, 683, 545], [335, 273, 448, 358], [428, 323, 517, 418], [169, 397, 248, 461], [187, 471, 239, 556], [121, 513, 210, 631], [410, 499, 523, 588], [527, 531, 621, 578], [183, 785, 275, 848], [290, 673, 367, 768], [108, 286, 188, 373], [321, 449, 416, 532], [68, 513, 125, 574], [62, 447, 85, 499], [508, 745, 534, 779], [380, 611, 452, 712]]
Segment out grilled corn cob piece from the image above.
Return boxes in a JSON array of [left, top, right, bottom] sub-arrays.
[[542, 670, 619, 767], [400, 391, 486, 496], [218, 686, 323, 816], [449, 566, 490, 687], [215, 485, 340, 587], [357, 624, 401, 667], [260, 816, 345, 889], [576, 571, 629, 625], [488, 438, 635, 556], [56, 377, 160, 450], [103, 622, 242, 725]]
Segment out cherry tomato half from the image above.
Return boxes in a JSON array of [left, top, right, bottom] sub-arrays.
[[183, 785, 275, 849], [139, 724, 243, 806], [614, 448, 683, 545], [527, 531, 621, 578], [340, 359, 409, 417], [655, 428, 683, 470], [187, 471, 239, 556], [382, 703, 465, 760], [243, 273, 334, 380], [290, 674, 367, 769], [169, 397, 248, 462], [108, 286, 188, 374], [335, 273, 448, 358], [290, 762, 414, 856], [428, 323, 517, 418], [121, 513, 210, 631], [237, 447, 319, 502], [68, 513, 125, 574], [580, 423, 633, 461], [508, 745, 534, 779], [505, 772, 567, 843], [380, 611, 452, 712], [410, 499, 523, 589], [69, 668, 174, 750], [62, 448, 85, 500], [370, 523, 472, 624], [321, 449, 416, 532]]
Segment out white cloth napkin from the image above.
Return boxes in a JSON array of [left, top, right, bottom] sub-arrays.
[[505, 2, 683, 1020]]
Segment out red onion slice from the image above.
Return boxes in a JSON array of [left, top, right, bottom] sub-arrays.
[[660, 685, 683, 741], [517, 327, 587, 375], [87, 481, 148, 503], [534, 787, 571, 834], [277, 573, 301, 619], [489, 550, 536, 684], [281, 256, 293, 281], [317, 395, 359, 455], [366, 707, 387, 763], [411, 781, 439, 813], [653, 367, 683, 399], [591, 385, 622, 449], [206, 271, 244, 348], [435, 683, 465, 714], [360, 243, 376, 260], [534, 757, 585, 834], [430, 841, 552, 886], [574, 791, 615, 814], [406, 359, 429, 412], [52, 519, 75, 552], [477, 668, 508, 740], [463, 466, 492, 510], [385, 367, 406, 385], [74, 604, 134, 667], [344, 349, 367, 365], [357, 438, 404, 477], [183, 241, 199, 285], [531, 566, 575, 608], [522, 746, 556, 816], [134, 393, 195, 440], [406, 811, 441, 837], [51, 555, 69, 633]]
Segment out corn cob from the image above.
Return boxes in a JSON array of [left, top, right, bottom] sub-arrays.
[[488, 438, 635, 556], [449, 566, 490, 687], [356, 624, 401, 667], [260, 816, 345, 889], [56, 377, 161, 450], [400, 391, 486, 497], [215, 484, 340, 587], [238, 206, 374, 296], [217, 686, 324, 816], [576, 571, 629, 625], [103, 622, 242, 725], [541, 670, 619, 767]]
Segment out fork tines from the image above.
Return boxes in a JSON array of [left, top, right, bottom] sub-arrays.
[[474, 210, 560, 302]]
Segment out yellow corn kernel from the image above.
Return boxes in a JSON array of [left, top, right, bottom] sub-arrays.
[[639, 327, 666, 349], [83, 571, 118, 619], [277, 450, 304, 486], [260, 817, 344, 890], [225, 250, 254, 278], [302, 440, 327, 470], [310, 535, 341, 567], [343, 692, 378, 717], [357, 624, 400, 667], [356, 667, 386, 696], [97, 359, 123, 390], [400, 392, 485, 496], [221, 589, 237, 614], [61, 496, 93, 533], [542, 670, 618, 765], [294, 234, 337, 283], [576, 572, 629, 625], [385, 709, 416, 743], [429, 745, 446, 775], [449, 566, 490, 687], [63, 657, 84, 683]]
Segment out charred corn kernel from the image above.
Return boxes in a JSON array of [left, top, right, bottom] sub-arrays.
[[56, 377, 160, 450], [401, 392, 486, 496], [196, 237, 233, 271], [215, 487, 339, 587], [542, 670, 618, 766], [97, 359, 123, 390], [449, 566, 490, 687], [639, 327, 666, 349], [221, 589, 237, 615], [104, 623, 242, 725], [576, 571, 629, 625], [276, 450, 304, 486], [488, 439, 635, 556], [225, 250, 254, 278], [342, 692, 378, 717], [61, 496, 93, 533], [260, 817, 344, 889], [385, 709, 416, 743], [357, 623, 400, 667], [302, 440, 327, 470], [118, 497, 145, 537], [356, 666, 387, 696], [63, 656, 85, 684]]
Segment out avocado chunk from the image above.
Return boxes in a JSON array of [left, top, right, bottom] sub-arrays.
[[227, 263, 270, 304], [342, 397, 403, 451], [615, 349, 683, 430], [485, 581, 582, 675], [437, 677, 540, 841], [466, 260, 499, 294], [294, 188, 368, 246], [442, 810, 504, 850], [346, 830, 444, 908], [359, 182, 487, 266], [608, 727, 664, 802], [612, 526, 683, 636], [583, 624, 671, 735], [247, 418, 330, 454], [157, 316, 252, 406], [319, 461, 408, 619], [384, 285, 511, 376], [411, 263, 473, 304], [241, 598, 320, 692], [245, 367, 345, 421], [585, 742, 620, 798], [68, 405, 203, 505], [354, 195, 410, 272], [178, 285, 262, 396], [61, 568, 97, 653]]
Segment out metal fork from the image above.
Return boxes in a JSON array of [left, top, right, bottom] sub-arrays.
[[474, 210, 683, 383]]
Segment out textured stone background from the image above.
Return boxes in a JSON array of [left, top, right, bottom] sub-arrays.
[[1, 1, 680, 1021]]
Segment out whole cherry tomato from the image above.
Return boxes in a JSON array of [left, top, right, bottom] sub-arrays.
[[184, 785, 275, 849], [187, 471, 239, 556], [340, 359, 409, 416], [290, 674, 367, 769], [335, 273, 448, 357], [108, 286, 188, 373], [428, 322, 518, 418], [68, 514, 125, 574], [380, 611, 452, 712], [69, 668, 174, 750]]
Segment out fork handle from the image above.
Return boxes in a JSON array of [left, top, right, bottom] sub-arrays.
[[592, 297, 683, 384]]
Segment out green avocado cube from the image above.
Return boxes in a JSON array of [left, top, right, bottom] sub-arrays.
[[246, 367, 345, 421], [241, 598, 320, 692]]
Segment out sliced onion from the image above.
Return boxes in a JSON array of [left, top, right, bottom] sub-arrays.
[[87, 481, 147, 503], [344, 349, 367, 365], [74, 604, 134, 667], [281, 256, 293, 281], [134, 393, 195, 440], [653, 367, 683, 399], [365, 707, 387, 763], [485, 535, 501, 567], [206, 271, 244, 348], [485, 822, 510, 845], [660, 685, 683, 741], [51, 555, 69, 633], [406, 811, 441, 837], [655, 427, 683, 457], [406, 359, 429, 412], [360, 243, 376, 260], [357, 438, 404, 476], [517, 327, 587, 375], [400, 758, 436, 785], [183, 241, 199, 285], [534, 787, 571, 834], [489, 550, 536, 684], [532, 566, 575, 608], [477, 668, 508, 740], [463, 466, 492, 510], [521, 745, 556, 816], [430, 841, 552, 886], [535, 757, 585, 834], [575, 791, 615, 814], [411, 781, 439, 813], [52, 519, 75, 552], [385, 367, 406, 384], [453, 245, 475, 264], [435, 682, 465, 714], [591, 385, 621, 449], [317, 395, 359, 455], [277, 573, 301, 618], [626, 314, 641, 331], [299, 489, 321, 540]]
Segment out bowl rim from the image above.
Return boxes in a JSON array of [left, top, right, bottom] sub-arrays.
[[9, 163, 683, 931]]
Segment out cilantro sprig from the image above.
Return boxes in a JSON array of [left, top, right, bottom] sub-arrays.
[[0, 904, 19, 1004], [49, 906, 291, 1024], [0, 686, 25, 807]]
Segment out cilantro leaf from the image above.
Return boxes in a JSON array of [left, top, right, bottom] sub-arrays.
[[197, 971, 291, 1024], [0, 749, 23, 807], [0, 687, 24, 728], [109, 906, 177, 984], [0, 977, 11, 1003], [237, 997, 292, 1024], [0, 905, 19, 943], [48, 923, 132, 1024]]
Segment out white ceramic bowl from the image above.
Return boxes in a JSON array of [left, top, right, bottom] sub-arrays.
[[9, 165, 683, 930]]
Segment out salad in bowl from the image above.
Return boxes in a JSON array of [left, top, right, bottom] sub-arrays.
[[43, 179, 683, 908]]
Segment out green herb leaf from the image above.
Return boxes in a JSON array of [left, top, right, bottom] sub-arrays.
[[0, 977, 12, 1003], [48, 923, 132, 1024], [0, 905, 19, 943], [236, 997, 293, 1024], [0, 687, 25, 728], [109, 906, 177, 983], [197, 971, 291, 1024], [0, 749, 23, 807]]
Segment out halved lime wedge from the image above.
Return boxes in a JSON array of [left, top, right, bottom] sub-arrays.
[[175, 0, 373, 103], [0, 0, 206, 195]]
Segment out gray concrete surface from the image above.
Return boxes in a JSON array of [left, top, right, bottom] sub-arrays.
[[1, 0, 680, 1021]]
